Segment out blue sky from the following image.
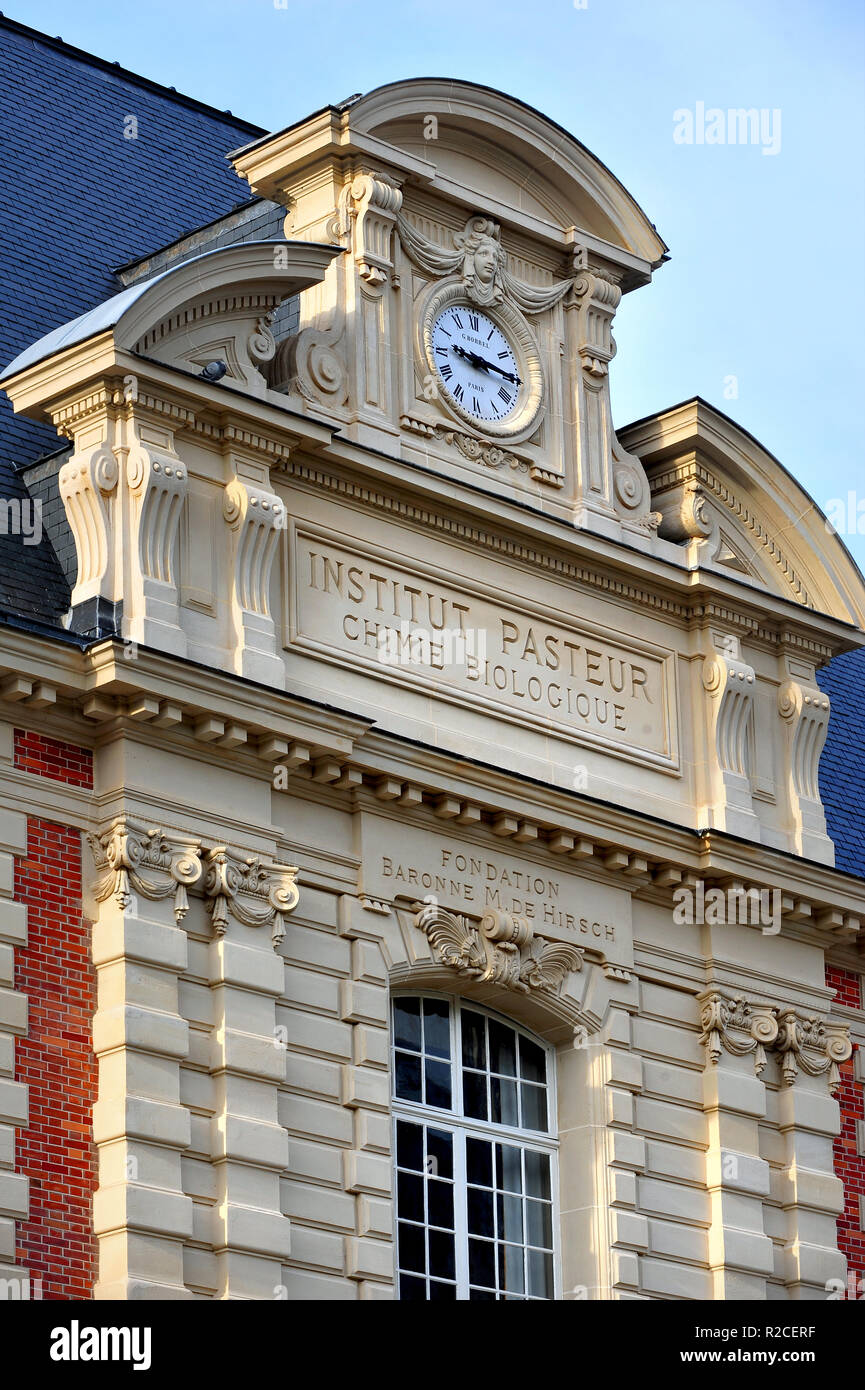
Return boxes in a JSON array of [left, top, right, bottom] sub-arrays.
[[10, 0, 865, 566]]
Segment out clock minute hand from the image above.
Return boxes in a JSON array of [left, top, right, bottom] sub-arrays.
[[453, 345, 522, 386]]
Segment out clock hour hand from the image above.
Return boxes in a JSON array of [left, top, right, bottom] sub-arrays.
[[453, 345, 522, 386]]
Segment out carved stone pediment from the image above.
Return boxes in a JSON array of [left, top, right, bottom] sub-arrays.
[[413, 901, 583, 996]]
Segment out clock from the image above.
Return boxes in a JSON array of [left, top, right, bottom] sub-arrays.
[[419, 284, 545, 441], [431, 305, 521, 425]]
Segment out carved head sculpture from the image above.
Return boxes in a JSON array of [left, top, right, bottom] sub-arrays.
[[454, 217, 505, 305]]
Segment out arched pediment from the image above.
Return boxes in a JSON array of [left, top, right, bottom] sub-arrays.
[[349, 80, 668, 266], [619, 398, 865, 628], [1, 241, 341, 402], [231, 79, 667, 284]]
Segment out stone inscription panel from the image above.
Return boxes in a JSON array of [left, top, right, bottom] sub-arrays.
[[290, 524, 678, 770], [359, 815, 633, 969]]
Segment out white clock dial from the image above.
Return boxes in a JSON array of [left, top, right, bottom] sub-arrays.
[[431, 306, 522, 423]]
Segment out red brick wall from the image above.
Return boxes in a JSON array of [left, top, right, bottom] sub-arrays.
[[13, 729, 93, 789], [13, 730, 96, 1300], [827, 964, 865, 1300]]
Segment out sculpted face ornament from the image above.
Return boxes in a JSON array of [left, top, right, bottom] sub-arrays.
[[454, 220, 506, 307]]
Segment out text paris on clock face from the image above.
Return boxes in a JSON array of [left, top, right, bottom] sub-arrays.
[[431, 306, 522, 423]]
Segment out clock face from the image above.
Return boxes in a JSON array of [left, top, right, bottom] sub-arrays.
[[430, 306, 522, 424]]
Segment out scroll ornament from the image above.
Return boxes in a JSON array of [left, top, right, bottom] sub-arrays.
[[414, 902, 583, 995], [396, 214, 575, 315], [775, 1011, 852, 1094], [698, 992, 779, 1076], [698, 991, 852, 1093], [203, 846, 299, 948], [88, 819, 202, 923]]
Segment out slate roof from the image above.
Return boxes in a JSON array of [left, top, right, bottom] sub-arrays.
[[0, 17, 861, 880], [0, 14, 264, 620], [817, 651, 865, 879]]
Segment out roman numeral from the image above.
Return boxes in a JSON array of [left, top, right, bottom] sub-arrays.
[[469, 313, 479, 331], [498, 386, 512, 404], [497, 351, 509, 360], [440, 364, 452, 380], [438, 327, 451, 337], [487, 327, 494, 341], [453, 384, 464, 402], [451, 312, 463, 328], [435, 347, 447, 356], [472, 395, 481, 414]]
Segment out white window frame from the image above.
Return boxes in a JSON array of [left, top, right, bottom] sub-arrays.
[[391, 991, 561, 1301]]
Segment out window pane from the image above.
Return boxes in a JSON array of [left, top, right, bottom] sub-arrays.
[[395, 1050, 422, 1103], [428, 1229, 455, 1280], [426, 1127, 453, 1180], [520, 1082, 547, 1132], [429, 1279, 456, 1300], [397, 1171, 424, 1223], [497, 1191, 523, 1243], [399, 1273, 427, 1300], [489, 1019, 517, 1077], [468, 1237, 496, 1290], [398, 1221, 426, 1274], [396, 1120, 423, 1172], [393, 997, 421, 1052], [524, 1149, 551, 1200], [463, 1069, 488, 1121], [423, 998, 451, 1058], [424, 1058, 452, 1110], [496, 1143, 523, 1194], [498, 1242, 525, 1296], [491, 1076, 519, 1128], [519, 1035, 546, 1084], [427, 1179, 454, 1230], [461, 1010, 487, 1069], [527, 1247, 553, 1298], [466, 1137, 493, 1187], [526, 1198, 553, 1249], [467, 1185, 494, 1237], [469, 1287, 496, 1300]]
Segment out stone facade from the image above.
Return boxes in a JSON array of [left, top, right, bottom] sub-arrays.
[[0, 78, 863, 1301]]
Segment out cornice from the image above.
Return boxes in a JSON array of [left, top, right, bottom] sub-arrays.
[[2, 628, 861, 949]]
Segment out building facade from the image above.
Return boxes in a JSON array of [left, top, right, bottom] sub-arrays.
[[1, 45, 864, 1301]]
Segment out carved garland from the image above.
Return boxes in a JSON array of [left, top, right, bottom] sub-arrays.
[[698, 990, 851, 1092], [87, 819, 299, 948], [203, 846, 299, 948], [414, 902, 583, 995]]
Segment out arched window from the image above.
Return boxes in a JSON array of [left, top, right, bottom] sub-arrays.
[[391, 993, 558, 1300]]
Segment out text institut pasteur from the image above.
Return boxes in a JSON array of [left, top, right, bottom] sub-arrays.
[[296, 536, 675, 765]]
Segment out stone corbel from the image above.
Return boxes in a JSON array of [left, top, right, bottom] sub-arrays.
[[346, 172, 403, 288], [775, 1011, 852, 1094], [777, 670, 833, 863], [222, 474, 286, 686], [88, 818, 203, 923], [701, 633, 759, 838], [698, 990, 779, 1075], [58, 445, 119, 605], [203, 846, 299, 949], [125, 439, 188, 655], [414, 901, 583, 995]]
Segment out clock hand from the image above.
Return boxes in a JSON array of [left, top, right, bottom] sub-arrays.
[[453, 345, 522, 386]]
